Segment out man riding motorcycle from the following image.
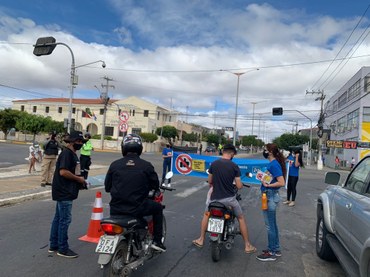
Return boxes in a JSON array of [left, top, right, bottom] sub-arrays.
[[104, 134, 166, 252]]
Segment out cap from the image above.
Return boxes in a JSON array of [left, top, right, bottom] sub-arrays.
[[64, 131, 87, 143]]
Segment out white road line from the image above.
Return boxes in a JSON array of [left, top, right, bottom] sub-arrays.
[[174, 181, 208, 198]]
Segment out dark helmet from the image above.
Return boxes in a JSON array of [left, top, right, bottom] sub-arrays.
[[223, 144, 237, 154], [121, 134, 143, 156], [84, 132, 91, 139]]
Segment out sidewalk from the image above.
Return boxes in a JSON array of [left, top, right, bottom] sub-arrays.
[[0, 164, 108, 207]]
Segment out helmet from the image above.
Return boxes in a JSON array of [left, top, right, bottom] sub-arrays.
[[121, 134, 143, 156], [84, 132, 91, 139], [222, 144, 237, 154]]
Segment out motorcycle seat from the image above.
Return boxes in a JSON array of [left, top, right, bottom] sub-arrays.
[[101, 216, 147, 229], [208, 201, 234, 215]]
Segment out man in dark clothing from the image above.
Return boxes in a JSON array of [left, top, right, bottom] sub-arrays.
[[41, 131, 61, 187], [49, 131, 87, 259], [105, 134, 166, 252]]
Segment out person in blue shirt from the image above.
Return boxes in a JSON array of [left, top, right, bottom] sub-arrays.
[[161, 143, 173, 186], [256, 143, 287, 262], [283, 150, 303, 207]]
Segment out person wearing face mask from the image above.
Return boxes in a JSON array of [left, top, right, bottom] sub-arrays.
[[41, 131, 62, 187], [283, 149, 303, 207], [48, 131, 87, 259], [256, 143, 287, 262]]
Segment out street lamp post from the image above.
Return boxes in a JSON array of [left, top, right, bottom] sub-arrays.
[[221, 69, 259, 146]]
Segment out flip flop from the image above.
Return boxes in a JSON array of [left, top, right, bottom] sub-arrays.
[[245, 246, 257, 254], [192, 240, 203, 248]]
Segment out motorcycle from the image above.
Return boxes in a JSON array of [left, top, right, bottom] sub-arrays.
[[206, 175, 251, 262], [96, 172, 175, 277]]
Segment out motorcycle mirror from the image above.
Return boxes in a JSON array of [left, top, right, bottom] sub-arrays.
[[245, 172, 253, 178], [165, 171, 173, 180], [206, 169, 210, 175]]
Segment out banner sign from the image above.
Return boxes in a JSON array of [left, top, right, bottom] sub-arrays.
[[343, 141, 357, 149], [326, 140, 343, 148], [326, 140, 359, 149], [171, 152, 270, 185]]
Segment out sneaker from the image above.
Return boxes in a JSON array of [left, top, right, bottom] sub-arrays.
[[151, 241, 166, 252], [48, 247, 58, 253], [57, 249, 79, 258], [282, 200, 291, 204], [256, 251, 276, 262], [288, 201, 295, 207], [263, 249, 281, 257]]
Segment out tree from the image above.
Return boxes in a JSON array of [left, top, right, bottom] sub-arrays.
[[140, 132, 158, 143], [156, 125, 177, 141], [16, 113, 48, 141], [0, 109, 26, 140], [204, 133, 226, 146], [241, 135, 264, 147], [183, 132, 198, 142], [272, 133, 309, 150]]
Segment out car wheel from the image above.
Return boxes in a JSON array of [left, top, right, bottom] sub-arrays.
[[316, 208, 337, 261]]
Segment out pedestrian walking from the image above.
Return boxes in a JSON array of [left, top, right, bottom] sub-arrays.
[[335, 156, 340, 169], [48, 131, 87, 258], [80, 132, 94, 180], [41, 131, 61, 187], [350, 157, 356, 169], [199, 143, 203, 155], [28, 141, 42, 174], [161, 143, 173, 186], [283, 150, 303, 207]]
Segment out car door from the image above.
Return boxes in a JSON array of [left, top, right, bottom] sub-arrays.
[[331, 156, 370, 257]]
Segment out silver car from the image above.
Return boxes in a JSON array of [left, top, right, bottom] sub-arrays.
[[316, 155, 370, 277]]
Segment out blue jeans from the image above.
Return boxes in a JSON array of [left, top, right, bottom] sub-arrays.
[[262, 190, 281, 253], [49, 201, 73, 252], [161, 159, 171, 183]]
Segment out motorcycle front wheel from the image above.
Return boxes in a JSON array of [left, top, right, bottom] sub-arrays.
[[211, 241, 221, 262], [103, 240, 131, 277]]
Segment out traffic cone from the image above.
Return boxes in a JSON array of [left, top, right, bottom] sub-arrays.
[[79, 191, 104, 243]]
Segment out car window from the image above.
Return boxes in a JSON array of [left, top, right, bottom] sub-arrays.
[[345, 157, 370, 194]]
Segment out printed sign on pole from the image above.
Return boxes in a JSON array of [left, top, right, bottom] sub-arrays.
[[175, 153, 193, 175], [119, 122, 128, 132], [119, 111, 130, 122]]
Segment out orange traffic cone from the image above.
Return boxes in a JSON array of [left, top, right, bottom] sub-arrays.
[[79, 191, 104, 243]]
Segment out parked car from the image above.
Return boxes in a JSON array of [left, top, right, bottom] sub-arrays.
[[316, 155, 370, 277], [205, 146, 216, 153]]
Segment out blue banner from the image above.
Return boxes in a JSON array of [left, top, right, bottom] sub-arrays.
[[171, 152, 270, 185]]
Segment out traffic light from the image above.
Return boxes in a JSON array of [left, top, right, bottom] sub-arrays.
[[33, 37, 57, 56], [272, 107, 283, 116]]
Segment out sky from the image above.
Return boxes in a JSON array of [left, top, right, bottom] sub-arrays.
[[1, 0, 370, 141]]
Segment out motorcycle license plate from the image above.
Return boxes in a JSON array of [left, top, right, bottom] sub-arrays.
[[207, 217, 224, 234], [95, 235, 119, 254]]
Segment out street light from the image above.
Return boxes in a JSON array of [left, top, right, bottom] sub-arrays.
[[221, 69, 259, 145]]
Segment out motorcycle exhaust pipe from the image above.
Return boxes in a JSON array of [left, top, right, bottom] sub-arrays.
[[225, 242, 232, 250]]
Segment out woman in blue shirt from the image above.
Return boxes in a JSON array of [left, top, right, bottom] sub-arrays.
[[256, 143, 287, 262], [284, 150, 303, 207]]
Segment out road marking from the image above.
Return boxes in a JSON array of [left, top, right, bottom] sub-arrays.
[[174, 181, 208, 198]]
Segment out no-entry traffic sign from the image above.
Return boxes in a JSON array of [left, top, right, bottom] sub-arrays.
[[175, 153, 192, 175]]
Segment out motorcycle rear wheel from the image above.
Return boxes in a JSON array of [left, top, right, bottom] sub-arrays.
[[103, 241, 130, 277], [211, 241, 221, 262]]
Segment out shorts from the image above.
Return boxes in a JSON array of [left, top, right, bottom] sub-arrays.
[[206, 196, 243, 217]]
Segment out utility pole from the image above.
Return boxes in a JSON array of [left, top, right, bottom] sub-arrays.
[[306, 89, 325, 170], [100, 76, 114, 150], [251, 102, 257, 136]]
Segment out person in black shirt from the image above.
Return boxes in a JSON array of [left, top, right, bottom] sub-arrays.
[[192, 144, 256, 253], [49, 131, 87, 259], [105, 134, 166, 252]]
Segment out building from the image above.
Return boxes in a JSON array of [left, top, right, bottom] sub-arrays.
[[324, 66, 370, 166], [12, 96, 178, 138]]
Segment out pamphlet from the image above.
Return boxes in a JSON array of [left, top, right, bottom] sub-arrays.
[[256, 170, 272, 184]]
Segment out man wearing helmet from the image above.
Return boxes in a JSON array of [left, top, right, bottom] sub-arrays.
[[104, 134, 166, 252], [192, 144, 256, 253]]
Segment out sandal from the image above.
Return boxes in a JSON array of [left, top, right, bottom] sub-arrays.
[[192, 240, 203, 248], [245, 246, 257, 254]]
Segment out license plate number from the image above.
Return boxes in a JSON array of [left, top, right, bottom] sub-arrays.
[[207, 217, 224, 234], [95, 235, 119, 254]]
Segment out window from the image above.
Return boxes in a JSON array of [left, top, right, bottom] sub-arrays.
[[157, 111, 160, 120], [144, 110, 149, 117], [332, 100, 337, 112], [58, 107, 62, 113], [45, 106, 49, 113], [105, 126, 114, 136], [348, 79, 361, 101], [20, 105, 25, 111], [131, 128, 141, 135], [72, 107, 76, 114], [347, 109, 359, 129], [338, 92, 347, 108], [33, 106, 37, 113], [337, 116, 346, 133], [130, 109, 135, 116], [365, 76, 370, 94], [363, 107, 370, 122], [345, 157, 370, 193], [100, 109, 104, 115]]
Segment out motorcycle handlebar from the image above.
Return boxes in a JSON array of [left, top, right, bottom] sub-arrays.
[[160, 185, 176, 191]]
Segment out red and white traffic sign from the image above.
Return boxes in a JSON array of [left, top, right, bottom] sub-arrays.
[[175, 153, 192, 175], [119, 111, 130, 122], [119, 122, 128, 132]]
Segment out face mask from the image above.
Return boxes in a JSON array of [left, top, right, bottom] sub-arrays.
[[73, 143, 83, 151], [263, 150, 269, 159]]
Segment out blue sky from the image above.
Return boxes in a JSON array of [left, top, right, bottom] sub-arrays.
[[1, 1, 370, 139]]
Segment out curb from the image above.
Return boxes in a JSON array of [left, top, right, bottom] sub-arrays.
[[0, 190, 51, 207]]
